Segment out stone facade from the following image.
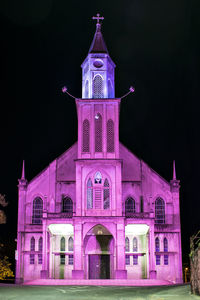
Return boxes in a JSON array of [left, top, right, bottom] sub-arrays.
[[15, 16, 183, 284]]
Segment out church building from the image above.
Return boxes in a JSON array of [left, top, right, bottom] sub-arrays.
[[16, 14, 183, 284]]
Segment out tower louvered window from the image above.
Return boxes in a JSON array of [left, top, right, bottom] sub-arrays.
[[103, 178, 110, 209], [95, 113, 102, 152], [155, 198, 165, 224], [85, 80, 89, 98], [82, 119, 90, 152], [93, 74, 103, 98], [87, 178, 93, 209], [107, 119, 114, 153], [32, 197, 43, 224]]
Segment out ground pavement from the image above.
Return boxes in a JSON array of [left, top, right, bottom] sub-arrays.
[[0, 283, 199, 300]]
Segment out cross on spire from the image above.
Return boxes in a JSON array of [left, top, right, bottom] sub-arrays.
[[92, 13, 104, 24]]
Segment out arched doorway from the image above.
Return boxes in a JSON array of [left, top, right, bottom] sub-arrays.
[[84, 225, 114, 279]]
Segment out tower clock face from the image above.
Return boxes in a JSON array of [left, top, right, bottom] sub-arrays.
[[93, 59, 104, 68]]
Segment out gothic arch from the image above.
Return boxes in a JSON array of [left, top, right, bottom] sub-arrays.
[[93, 74, 104, 98]]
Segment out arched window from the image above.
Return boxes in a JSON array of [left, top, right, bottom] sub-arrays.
[[155, 237, 160, 252], [32, 197, 43, 224], [125, 197, 136, 216], [60, 237, 65, 251], [38, 237, 43, 252], [68, 237, 74, 251], [85, 80, 89, 98], [62, 196, 73, 215], [87, 178, 93, 209], [82, 119, 90, 152], [95, 113, 102, 152], [125, 237, 130, 252], [30, 237, 35, 251], [93, 74, 103, 98], [164, 237, 168, 252], [133, 237, 138, 252], [107, 119, 114, 153], [103, 178, 110, 209], [155, 197, 165, 224]]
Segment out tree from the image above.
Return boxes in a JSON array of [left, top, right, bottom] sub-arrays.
[[0, 194, 8, 224], [0, 256, 14, 280]]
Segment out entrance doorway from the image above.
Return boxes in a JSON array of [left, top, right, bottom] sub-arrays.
[[84, 225, 114, 279], [89, 255, 110, 279]]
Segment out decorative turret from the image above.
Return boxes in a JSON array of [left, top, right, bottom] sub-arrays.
[[170, 160, 180, 192], [18, 160, 27, 190], [81, 13, 116, 99]]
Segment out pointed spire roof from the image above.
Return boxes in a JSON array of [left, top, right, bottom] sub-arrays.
[[173, 160, 176, 180], [21, 160, 25, 180], [89, 14, 108, 54]]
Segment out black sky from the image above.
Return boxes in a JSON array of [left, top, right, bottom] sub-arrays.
[[0, 0, 200, 265]]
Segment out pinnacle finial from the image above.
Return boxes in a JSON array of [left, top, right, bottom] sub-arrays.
[[21, 160, 25, 180], [173, 160, 176, 180]]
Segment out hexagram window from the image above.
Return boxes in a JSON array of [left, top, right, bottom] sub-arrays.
[[155, 197, 165, 224], [32, 197, 43, 224]]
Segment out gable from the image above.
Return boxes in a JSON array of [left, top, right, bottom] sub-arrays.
[[56, 143, 77, 181]]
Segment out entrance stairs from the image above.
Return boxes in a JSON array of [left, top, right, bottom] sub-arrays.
[[24, 279, 174, 286]]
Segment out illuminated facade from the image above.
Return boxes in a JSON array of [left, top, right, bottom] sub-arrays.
[[16, 15, 182, 284]]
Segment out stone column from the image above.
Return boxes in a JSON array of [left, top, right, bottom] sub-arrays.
[[72, 221, 84, 279], [115, 221, 127, 279], [149, 224, 156, 279]]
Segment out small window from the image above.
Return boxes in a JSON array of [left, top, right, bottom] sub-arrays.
[[82, 119, 90, 152], [125, 255, 130, 265], [164, 238, 168, 252], [133, 255, 138, 265], [38, 237, 43, 252], [107, 119, 114, 153], [68, 255, 73, 265], [30, 237, 35, 251], [103, 178, 110, 209], [87, 178, 93, 209], [62, 197, 73, 215], [125, 237, 130, 252], [155, 237, 160, 252], [68, 237, 73, 251], [164, 255, 169, 265], [60, 237, 65, 251], [60, 254, 65, 265], [38, 254, 42, 264], [32, 197, 43, 224], [95, 113, 102, 152], [155, 197, 165, 224], [30, 254, 35, 264], [156, 255, 160, 265], [125, 197, 136, 216], [133, 237, 138, 252]]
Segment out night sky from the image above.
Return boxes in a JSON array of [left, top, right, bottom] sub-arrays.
[[0, 0, 200, 267]]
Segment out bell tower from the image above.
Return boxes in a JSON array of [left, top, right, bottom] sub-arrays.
[[76, 14, 120, 160]]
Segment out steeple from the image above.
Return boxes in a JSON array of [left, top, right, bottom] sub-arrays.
[[170, 160, 180, 192], [81, 13, 115, 99], [18, 160, 27, 190]]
